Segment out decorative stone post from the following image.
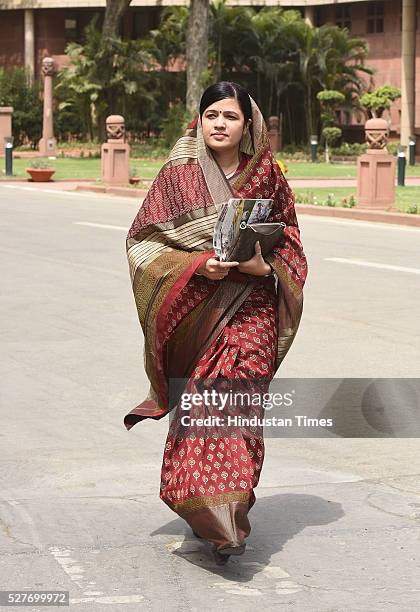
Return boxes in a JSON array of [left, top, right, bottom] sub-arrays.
[[38, 57, 57, 157], [0, 107, 13, 151], [101, 115, 130, 185], [356, 118, 396, 210], [268, 116, 281, 155]]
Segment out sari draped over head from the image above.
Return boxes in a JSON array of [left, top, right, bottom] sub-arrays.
[[123, 96, 307, 555]]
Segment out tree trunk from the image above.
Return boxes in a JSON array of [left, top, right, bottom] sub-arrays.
[[217, 33, 222, 82], [286, 96, 294, 146], [306, 83, 313, 143], [186, 0, 209, 116], [268, 76, 273, 117], [102, 0, 132, 37]]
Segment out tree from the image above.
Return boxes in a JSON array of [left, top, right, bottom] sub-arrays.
[[58, 20, 157, 141], [186, 0, 209, 116], [317, 90, 345, 162], [0, 67, 42, 147], [103, 0, 132, 37], [360, 85, 401, 119], [290, 21, 372, 143], [247, 8, 300, 117]]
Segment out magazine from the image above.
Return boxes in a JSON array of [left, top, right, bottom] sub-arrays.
[[213, 198, 273, 261]]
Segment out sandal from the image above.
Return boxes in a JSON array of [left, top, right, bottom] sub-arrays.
[[212, 547, 230, 566], [217, 543, 246, 556]]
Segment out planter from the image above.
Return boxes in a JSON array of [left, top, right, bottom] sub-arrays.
[[26, 168, 55, 182], [129, 176, 141, 186]]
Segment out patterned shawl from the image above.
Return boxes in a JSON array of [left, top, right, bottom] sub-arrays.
[[124, 97, 308, 430]]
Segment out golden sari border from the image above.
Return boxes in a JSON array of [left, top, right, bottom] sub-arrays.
[[166, 491, 251, 515], [267, 255, 303, 300]]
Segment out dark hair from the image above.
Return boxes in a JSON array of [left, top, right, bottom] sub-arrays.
[[199, 81, 254, 150]]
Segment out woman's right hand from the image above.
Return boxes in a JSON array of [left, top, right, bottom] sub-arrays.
[[196, 258, 239, 280]]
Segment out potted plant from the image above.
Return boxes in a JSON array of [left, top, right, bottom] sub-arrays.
[[129, 165, 141, 186], [26, 159, 55, 182]]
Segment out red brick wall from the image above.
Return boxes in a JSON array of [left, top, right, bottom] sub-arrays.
[[35, 9, 68, 77], [320, 1, 420, 137], [0, 10, 24, 69], [1, 2, 420, 140]]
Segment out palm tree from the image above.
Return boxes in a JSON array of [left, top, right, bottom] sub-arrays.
[[290, 21, 372, 142], [58, 20, 156, 141]]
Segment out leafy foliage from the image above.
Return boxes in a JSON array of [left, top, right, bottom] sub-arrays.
[[0, 67, 43, 147], [360, 85, 401, 118], [57, 18, 160, 141]]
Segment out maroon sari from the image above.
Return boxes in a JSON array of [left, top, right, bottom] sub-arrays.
[[124, 97, 307, 557]]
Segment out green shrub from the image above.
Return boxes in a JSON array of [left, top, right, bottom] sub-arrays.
[[332, 142, 367, 156], [386, 142, 399, 156], [341, 195, 356, 208], [0, 67, 42, 147], [160, 101, 190, 149], [407, 204, 419, 214], [28, 158, 54, 169]]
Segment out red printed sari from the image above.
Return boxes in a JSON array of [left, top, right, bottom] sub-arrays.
[[124, 97, 307, 556]]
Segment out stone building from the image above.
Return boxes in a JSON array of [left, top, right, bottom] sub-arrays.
[[0, 0, 417, 148]]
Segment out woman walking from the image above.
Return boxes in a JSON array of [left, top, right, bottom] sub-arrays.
[[124, 82, 307, 564]]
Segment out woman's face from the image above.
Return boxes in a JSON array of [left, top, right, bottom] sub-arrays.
[[201, 97, 247, 153]]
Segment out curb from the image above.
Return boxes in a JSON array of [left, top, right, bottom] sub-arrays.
[[289, 177, 420, 185], [75, 184, 148, 198], [295, 204, 420, 227], [1, 180, 419, 227]]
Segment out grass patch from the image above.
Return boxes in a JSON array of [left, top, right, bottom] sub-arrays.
[[2, 157, 100, 180], [280, 161, 420, 179], [0, 157, 164, 181], [294, 187, 420, 214], [2, 156, 420, 207]]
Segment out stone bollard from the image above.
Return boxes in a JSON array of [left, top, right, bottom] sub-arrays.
[[38, 57, 57, 157], [356, 118, 396, 210], [101, 115, 130, 185], [0, 107, 13, 155], [268, 116, 281, 155]]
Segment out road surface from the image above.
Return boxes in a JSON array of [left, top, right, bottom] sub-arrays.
[[1, 184, 419, 611]]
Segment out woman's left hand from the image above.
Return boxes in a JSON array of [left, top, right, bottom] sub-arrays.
[[237, 241, 272, 276]]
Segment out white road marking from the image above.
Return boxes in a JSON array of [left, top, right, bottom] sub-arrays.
[[325, 257, 420, 275], [166, 540, 203, 553], [0, 184, 138, 201], [49, 547, 86, 589], [73, 221, 128, 231], [213, 582, 262, 596], [0, 496, 43, 551], [299, 214, 420, 232]]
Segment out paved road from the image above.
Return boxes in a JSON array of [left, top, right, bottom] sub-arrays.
[[1, 184, 419, 611]]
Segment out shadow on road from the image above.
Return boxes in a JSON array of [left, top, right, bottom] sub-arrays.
[[150, 493, 343, 579]]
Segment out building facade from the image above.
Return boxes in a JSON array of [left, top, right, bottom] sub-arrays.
[[0, 0, 418, 147]]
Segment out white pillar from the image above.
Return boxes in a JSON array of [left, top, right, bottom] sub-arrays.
[[400, 0, 416, 147], [24, 9, 35, 85], [304, 6, 315, 28]]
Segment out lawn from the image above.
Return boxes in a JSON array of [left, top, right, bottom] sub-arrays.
[[0, 157, 163, 181], [279, 161, 420, 178], [293, 186, 420, 214], [1, 157, 420, 213], [3, 156, 420, 182]]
